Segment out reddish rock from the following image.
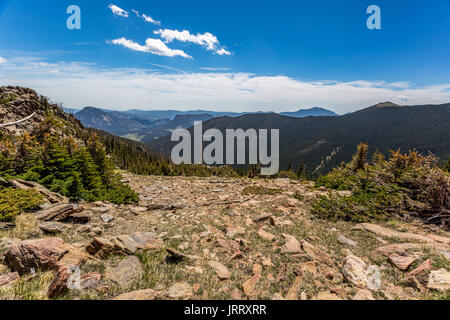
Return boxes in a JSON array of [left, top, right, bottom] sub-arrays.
[[301, 240, 334, 266], [35, 203, 83, 221], [5, 238, 68, 275], [281, 234, 302, 254], [208, 261, 231, 280], [388, 254, 416, 271], [0, 272, 20, 287], [408, 259, 432, 279]]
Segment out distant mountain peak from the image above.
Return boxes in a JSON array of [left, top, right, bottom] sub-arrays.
[[370, 101, 401, 108], [280, 107, 338, 118]]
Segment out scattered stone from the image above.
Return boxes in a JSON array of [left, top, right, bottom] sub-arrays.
[[257, 229, 276, 241], [230, 288, 243, 300], [229, 252, 244, 261], [91, 227, 103, 236], [5, 238, 68, 275], [316, 290, 342, 300], [91, 206, 110, 213], [130, 207, 148, 216], [272, 293, 285, 300], [281, 234, 302, 254], [0, 272, 20, 287], [100, 214, 115, 223], [168, 282, 193, 299], [388, 254, 416, 271], [355, 223, 436, 244], [353, 289, 375, 300], [77, 225, 92, 233], [342, 254, 368, 288], [374, 243, 448, 257], [400, 276, 425, 291], [208, 261, 231, 280], [253, 213, 273, 223], [426, 234, 450, 244], [35, 203, 83, 222], [407, 259, 432, 283], [338, 235, 358, 247], [39, 221, 66, 234], [427, 269, 450, 291], [301, 240, 334, 266], [113, 289, 157, 300], [185, 266, 204, 274], [253, 264, 262, 275], [69, 211, 93, 223], [105, 256, 143, 288], [79, 272, 107, 292], [200, 231, 211, 238], [296, 261, 318, 275], [285, 276, 302, 300], [166, 248, 199, 263], [86, 232, 158, 258], [242, 274, 260, 297]]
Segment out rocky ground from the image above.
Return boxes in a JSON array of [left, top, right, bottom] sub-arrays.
[[0, 174, 449, 300]]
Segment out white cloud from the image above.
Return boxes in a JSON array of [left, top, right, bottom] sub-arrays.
[[1, 56, 449, 114], [154, 29, 229, 55], [108, 4, 129, 17], [0, 56, 6, 64], [110, 37, 192, 59], [131, 9, 161, 25], [216, 48, 231, 56]]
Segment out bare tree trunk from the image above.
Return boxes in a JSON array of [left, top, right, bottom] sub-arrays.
[[0, 112, 36, 128]]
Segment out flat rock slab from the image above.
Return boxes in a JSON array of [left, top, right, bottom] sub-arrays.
[[208, 261, 231, 280], [355, 223, 437, 244], [40, 221, 66, 234], [68, 211, 93, 223], [100, 214, 115, 223], [374, 243, 450, 257], [112, 289, 157, 300], [35, 203, 83, 222], [342, 254, 368, 288], [301, 240, 334, 266], [281, 234, 302, 254], [167, 282, 193, 299], [338, 235, 358, 247], [427, 269, 450, 291], [5, 238, 68, 275], [253, 213, 273, 223], [257, 229, 276, 241], [86, 232, 159, 258], [105, 256, 143, 288], [388, 254, 416, 271], [0, 272, 20, 287]]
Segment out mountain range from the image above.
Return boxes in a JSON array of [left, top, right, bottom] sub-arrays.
[[74, 106, 338, 142], [149, 102, 450, 174]]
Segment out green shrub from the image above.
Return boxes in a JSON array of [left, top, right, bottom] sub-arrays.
[[0, 187, 44, 222], [313, 145, 450, 227]]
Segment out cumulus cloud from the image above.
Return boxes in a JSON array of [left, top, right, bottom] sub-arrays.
[[154, 29, 230, 55], [0, 56, 6, 64], [108, 4, 129, 17], [131, 9, 161, 25], [1, 57, 449, 114], [216, 48, 231, 56], [110, 37, 192, 59]]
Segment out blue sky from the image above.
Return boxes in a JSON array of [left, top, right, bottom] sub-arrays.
[[0, 0, 449, 113]]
